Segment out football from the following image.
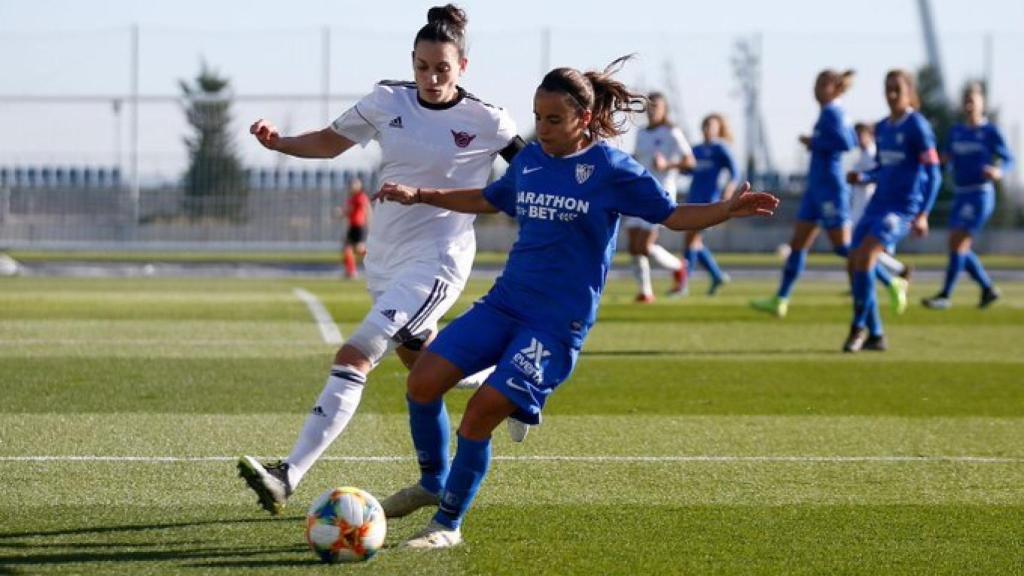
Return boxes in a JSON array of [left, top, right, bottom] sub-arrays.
[[305, 487, 387, 563]]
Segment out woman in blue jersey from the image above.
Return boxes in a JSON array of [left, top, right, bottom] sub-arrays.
[[373, 57, 779, 548], [752, 70, 908, 318], [844, 69, 942, 352], [679, 113, 740, 296], [921, 83, 1013, 310]]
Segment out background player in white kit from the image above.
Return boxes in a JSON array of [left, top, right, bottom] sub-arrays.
[[625, 92, 694, 302], [237, 4, 524, 515]]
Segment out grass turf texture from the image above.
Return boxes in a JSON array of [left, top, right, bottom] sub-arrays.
[[1, 276, 1022, 574]]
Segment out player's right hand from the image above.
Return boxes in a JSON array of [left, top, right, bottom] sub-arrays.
[[374, 182, 420, 205], [250, 119, 281, 150]]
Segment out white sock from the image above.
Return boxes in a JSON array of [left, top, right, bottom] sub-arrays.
[[878, 252, 906, 277], [459, 365, 496, 386], [284, 364, 366, 489], [647, 244, 683, 271], [632, 255, 653, 296]]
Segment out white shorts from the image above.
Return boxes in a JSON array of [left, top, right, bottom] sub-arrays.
[[621, 216, 658, 232], [350, 239, 472, 356]]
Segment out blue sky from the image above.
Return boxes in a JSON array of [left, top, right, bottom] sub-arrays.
[[1, 0, 1021, 182]]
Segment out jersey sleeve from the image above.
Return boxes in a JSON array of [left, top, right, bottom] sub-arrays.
[[669, 127, 693, 159], [609, 151, 677, 223], [330, 85, 389, 146], [482, 162, 519, 217], [910, 114, 940, 165], [719, 144, 741, 185], [811, 107, 856, 152], [988, 125, 1015, 172]]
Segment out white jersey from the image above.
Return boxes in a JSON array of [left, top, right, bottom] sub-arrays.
[[850, 144, 877, 222], [633, 124, 692, 195], [331, 81, 517, 288]]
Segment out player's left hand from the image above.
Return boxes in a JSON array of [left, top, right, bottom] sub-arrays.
[[912, 213, 930, 237], [982, 165, 1003, 182], [798, 135, 812, 149], [726, 182, 780, 218], [653, 153, 669, 172], [374, 182, 419, 205]]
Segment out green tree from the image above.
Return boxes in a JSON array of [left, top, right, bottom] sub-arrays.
[[916, 66, 957, 223], [180, 62, 248, 221]]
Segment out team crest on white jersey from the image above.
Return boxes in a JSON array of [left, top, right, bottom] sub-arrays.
[[575, 163, 595, 184]]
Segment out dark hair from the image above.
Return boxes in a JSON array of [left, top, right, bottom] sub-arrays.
[[414, 4, 468, 57], [885, 69, 921, 109], [538, 55, 647, 139], [853, 122, 873, 136], [701, 113, 733, 143]]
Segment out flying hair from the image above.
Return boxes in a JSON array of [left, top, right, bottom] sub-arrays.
[[538, 55, 647, 139], [415, 4, 468, 57], [817, 69, 855, 97]]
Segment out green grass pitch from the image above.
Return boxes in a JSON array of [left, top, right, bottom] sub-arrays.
[[1, 274, 1022, 575]]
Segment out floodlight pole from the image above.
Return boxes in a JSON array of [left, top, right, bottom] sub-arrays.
[[129, 23, 140, 238]]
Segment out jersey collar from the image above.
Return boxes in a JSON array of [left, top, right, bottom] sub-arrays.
[[416, 87, 466, 111]]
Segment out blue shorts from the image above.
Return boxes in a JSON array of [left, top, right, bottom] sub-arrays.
[[427, 301, 580, 425], [949, 190, 995, 234], [852, 211, 913, 252], [797, 186, 850, 230]]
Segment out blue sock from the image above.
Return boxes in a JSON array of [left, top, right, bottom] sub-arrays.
[[851, 270, 877, 330], [407, 396, 450, 495], [778, 250, 807, 299], [833, 244, 850, 258], [434, 434, 491, 530], [874, 262, 894, 288], [963, 251, 993, 291], [683, 249, 697, 280], [940, 251, 965, 297], [697, 248, 724, 283]]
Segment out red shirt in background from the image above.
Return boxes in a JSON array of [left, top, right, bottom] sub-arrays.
[[346, 191, 370, 228]]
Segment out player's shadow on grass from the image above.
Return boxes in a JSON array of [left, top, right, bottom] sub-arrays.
[[0, 544, 307, 568], [0, 515, 289, 540]]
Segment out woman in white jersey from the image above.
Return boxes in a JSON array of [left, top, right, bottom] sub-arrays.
[[625, 92, 694, 302], [237, 4, 523, 515]]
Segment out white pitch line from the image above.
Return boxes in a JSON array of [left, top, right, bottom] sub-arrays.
[[0, 455, 1021, 464], [292, 288, 343, 346]]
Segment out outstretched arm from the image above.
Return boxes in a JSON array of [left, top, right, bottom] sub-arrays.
[[374, 183, 500, 214], [661, 182, 779, 231], [250, 119, 355, 159]]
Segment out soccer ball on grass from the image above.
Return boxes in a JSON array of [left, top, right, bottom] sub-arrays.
[[305, 487, 386, 563]]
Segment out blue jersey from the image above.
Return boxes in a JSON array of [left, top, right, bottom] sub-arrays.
[[946, 122, 1014, 191], [688, 141, 739, 203], [807, 102, 856, 193], [482, 141, 677, 347], [865, 111, 940, 216]]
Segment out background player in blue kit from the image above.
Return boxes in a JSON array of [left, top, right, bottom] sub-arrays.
[[922, 83, 1014, 310], [372, 56, 779, 549], [678, 113, 740, 296], [845, 69, 942, 352], [752, 70, 908, 318]]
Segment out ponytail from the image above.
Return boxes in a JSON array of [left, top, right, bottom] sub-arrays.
[[816, 68, 855, 98], [538, 55, 647, 139]]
